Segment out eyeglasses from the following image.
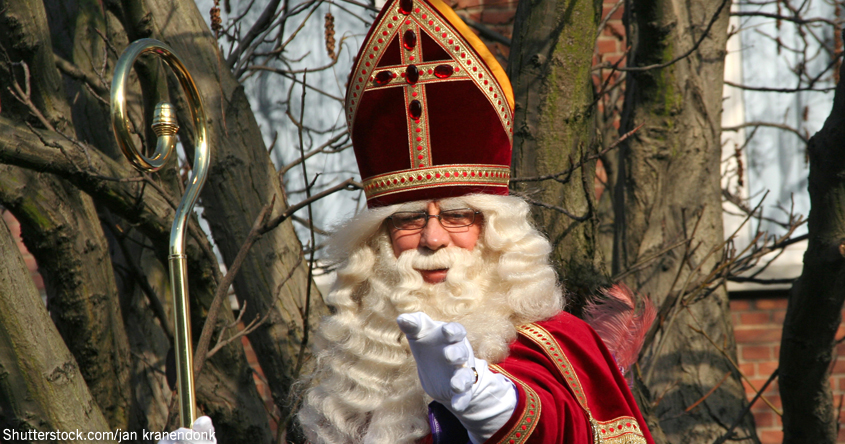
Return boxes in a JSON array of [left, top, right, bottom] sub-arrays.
[[387, 208, 481, 231]]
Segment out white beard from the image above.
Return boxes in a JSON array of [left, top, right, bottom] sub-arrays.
[[381, 244, 518, 363]]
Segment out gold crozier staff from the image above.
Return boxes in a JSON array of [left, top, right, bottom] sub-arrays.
[[110, 38, 211, 429]]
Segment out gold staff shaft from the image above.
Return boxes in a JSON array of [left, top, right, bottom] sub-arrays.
[[110, 38, 210, 428]]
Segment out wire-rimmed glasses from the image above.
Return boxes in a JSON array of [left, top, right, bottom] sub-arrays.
[[387, 208, 481, 231]]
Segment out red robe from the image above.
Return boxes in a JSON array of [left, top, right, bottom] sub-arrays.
[[424, 312, 655, 444]]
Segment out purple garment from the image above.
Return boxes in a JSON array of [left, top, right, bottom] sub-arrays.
[[426, 388, 519, 444], [427, 401, 469, 444]]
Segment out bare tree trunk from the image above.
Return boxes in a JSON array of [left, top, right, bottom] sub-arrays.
[[0, 215, 115, 442], [0, 0, 133, 430], [780, 59, 845, 444], [0, 167, 134, 431], [507, 0, 609, 308], [616, 0, 757, 442]]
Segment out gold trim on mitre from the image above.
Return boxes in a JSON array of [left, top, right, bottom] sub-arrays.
[[362, 164, 510, 200]]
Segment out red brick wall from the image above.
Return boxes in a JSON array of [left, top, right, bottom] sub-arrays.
[[731, 297, 786, 443], [450, 0, 517, 65]]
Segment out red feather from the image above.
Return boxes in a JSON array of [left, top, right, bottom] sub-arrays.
[[583, 283, 656, 378]]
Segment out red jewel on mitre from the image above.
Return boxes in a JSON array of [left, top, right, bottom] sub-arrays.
[[345, 0, 515, 207]]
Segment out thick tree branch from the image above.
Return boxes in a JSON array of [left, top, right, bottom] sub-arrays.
[[54, 54, 110, 98]]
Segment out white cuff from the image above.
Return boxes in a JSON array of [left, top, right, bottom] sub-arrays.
[[457, 360, 517, 444]]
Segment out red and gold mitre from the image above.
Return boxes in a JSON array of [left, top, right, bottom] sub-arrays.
[[345, 0, 515, 207]]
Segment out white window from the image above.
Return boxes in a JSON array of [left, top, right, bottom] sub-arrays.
[[722, 1, 837, 291]]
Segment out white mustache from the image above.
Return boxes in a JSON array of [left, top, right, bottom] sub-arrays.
[[398, 247, 470, 271]]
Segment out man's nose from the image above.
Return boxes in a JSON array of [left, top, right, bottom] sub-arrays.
[[419, 215, 451, 250]]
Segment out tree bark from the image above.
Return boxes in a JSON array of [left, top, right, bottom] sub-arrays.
[[0, 167, 134, 431], [507, 0, 609, 307], [0, 0, 133, 430], [0, 214, 115, 442], [108, 218, 176, 433], [780, 58, 845, 444], [616, 0, 757, 442]]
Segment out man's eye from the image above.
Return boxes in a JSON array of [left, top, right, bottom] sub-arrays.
[[441, 210, 474, 224], [392, 213, 426, 226]]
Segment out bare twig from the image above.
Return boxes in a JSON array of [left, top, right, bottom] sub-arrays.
[[687, 319, 782, 415], [292, 215, 330, 236], [206, 300, 271, 359], [93, 28, 120, 58], [510, 190, 591, 221], [262, 178, 362, 233], [713, 368, 779, 444], [612, 238, 689, 281], [731, 10, 841, 27], [107, 221, 174, 342], [724, 79, 836, 93], [684, 371, 731, 413], [461, 15, 511, 46], [226, 0, 284, 68], [722, 120, 810, 144], [279, 131, 349, 176], [643, 210, 708, 385], [7, 61, 56, 132], [246, 66, 344, 101], [193, 199, 276, 377], [279, 71, 317, 436], [596, 0, 624, 40], [292, 70, 315, 382], [54, 55, 110, 98]]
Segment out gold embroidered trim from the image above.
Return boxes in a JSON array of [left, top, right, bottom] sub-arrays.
[[345, 1, 513, 143], [517, 324, 590, 412], [362, 164, 509, 200], [405, 85, 432, 168], [364, 63, 471, 90], [489, 364, 540, 444], [413, 0, 512, 140], [517, 324, 648, 444], [401, 22, 430, 168], [594, 417, 647, 444]]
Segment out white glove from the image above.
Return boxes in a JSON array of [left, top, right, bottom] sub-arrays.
[[157, 416, 217, 444], [397, 312, 517, 444]]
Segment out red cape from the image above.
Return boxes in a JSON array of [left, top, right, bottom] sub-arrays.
[[487, 312, 655, 443], [422, 311, 655, 444]]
